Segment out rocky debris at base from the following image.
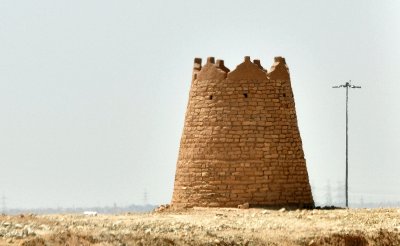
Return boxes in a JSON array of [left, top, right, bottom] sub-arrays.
[[237, 203, 249, 209], [0, 208, 400, 245], [154, 204, 171, 212]]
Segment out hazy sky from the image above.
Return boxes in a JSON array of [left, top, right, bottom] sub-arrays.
[[1, 0, 399, 208]]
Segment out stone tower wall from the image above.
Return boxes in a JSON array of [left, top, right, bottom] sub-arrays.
[[172, 56, 314, 208]]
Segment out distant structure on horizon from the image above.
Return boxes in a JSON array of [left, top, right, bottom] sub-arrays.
[[171, 56, 314, 208]]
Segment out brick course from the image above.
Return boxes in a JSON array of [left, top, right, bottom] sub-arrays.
[[171, 56, 314, 208]]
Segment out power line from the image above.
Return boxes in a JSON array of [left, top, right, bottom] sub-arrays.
[[332, 80, 361, 208]]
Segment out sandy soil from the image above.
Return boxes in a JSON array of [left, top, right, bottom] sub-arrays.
[[1, 207, 400, 245]]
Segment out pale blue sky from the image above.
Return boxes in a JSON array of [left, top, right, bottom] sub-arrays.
[[1, 0, 399, 208]]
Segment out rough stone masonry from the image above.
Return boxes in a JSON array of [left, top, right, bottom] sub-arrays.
[[171, 56, 314, 208]]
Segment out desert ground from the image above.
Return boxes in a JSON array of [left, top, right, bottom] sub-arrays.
[[1, 207, 400, 246]]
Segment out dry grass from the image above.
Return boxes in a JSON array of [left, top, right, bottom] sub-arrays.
[[1, 207, 400, 245]]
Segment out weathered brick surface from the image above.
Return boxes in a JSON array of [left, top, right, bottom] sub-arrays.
[[172, 56, 314, 208]]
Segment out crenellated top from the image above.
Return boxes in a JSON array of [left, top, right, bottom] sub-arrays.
[[267, 56, 290, 80], [193, 56, 290, 81], [196, 57, 227, 80]]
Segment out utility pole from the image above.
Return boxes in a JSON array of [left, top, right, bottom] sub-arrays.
[[332, 80, 361, 208]]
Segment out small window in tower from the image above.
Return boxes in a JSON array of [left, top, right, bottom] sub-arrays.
[[209, 95, 213, 100], [243, 93, 248, 98], [282, 93, 286, 97]]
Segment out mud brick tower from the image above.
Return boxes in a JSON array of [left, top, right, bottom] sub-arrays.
[[171, 56, 314, 208]]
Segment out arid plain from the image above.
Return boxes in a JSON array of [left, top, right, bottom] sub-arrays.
[[1, 207, 400, 245]]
